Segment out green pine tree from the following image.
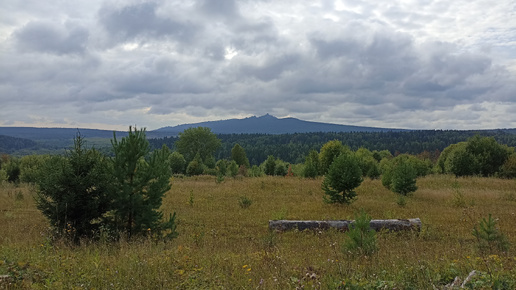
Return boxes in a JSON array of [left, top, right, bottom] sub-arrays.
[[35, 133, 113, 243], [343, 209, 378, 256], [111, 127, 176, 240], [322, 153, 363, 204], [391, 160, 418, 195]]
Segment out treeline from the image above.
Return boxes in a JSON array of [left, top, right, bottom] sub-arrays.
[[149, 130, 516, 165]]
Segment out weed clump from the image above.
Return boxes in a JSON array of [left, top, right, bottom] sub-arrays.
[[238, 196, 252, 209]]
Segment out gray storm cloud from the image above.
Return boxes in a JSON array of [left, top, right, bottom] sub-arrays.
[[1, 0, 515, 130]]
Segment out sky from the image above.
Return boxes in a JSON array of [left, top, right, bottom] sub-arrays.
[[1, 0, 516, 131]]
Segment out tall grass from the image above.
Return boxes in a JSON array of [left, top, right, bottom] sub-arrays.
[[1, 175, 515, 288]]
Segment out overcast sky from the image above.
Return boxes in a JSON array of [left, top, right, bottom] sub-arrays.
[[1, 0, 515, 130]]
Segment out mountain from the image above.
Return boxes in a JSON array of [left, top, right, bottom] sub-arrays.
[[152, 114, 405, 136]]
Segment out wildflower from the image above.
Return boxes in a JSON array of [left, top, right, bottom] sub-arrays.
[[242, 264, 248, 269]]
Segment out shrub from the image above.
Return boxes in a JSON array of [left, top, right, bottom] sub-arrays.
[[238, 196, 252, 209], [20, 155, 50, 184], [4, 158, 21, 184], [186, 153, 205, 176], [227, 160, 239, 177], [248, 165, 263, 177], [238, 165, 248, 177], [169, 151, 186, 174], [499, 154, 516, 178], [445, 145, 479, 177], [216, 159, 227, 176], [274, 160, 288, 176], [322, 153, 362, 204]]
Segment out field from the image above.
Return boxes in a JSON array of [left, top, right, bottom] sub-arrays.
[[1, 175, 515, 289]]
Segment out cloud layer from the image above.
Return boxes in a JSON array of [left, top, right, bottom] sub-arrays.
[[1, 0, 515, 130]]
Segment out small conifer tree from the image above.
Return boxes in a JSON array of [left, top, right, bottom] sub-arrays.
[[391, 160, 418, 195], [111, 127, 176, 239], [35, 134, 113, 242], [322, 153, 362, 204], [343, 209, 378, 256]]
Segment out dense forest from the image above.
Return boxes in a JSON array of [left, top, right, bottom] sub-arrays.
[[148, 130, 516, 165], [0, 135, 38, 154]]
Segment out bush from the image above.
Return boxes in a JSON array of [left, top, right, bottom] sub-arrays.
[[322, 153, 362, 204], [445, 145, 479, 177], [216, 159, 228, 176], [20, 155, 50, 184], [499, 154, 516, 178], [439, 136, 512, 177], [4, 158, 21, 184], [227, 160, 239, 177], [169, 151, 186, 174], [238, 196, 252, 209], [274, 160, 288, 176], [186, 153, 205, 176], [248, 165, 263, 177], [355, 148, 381, 179]]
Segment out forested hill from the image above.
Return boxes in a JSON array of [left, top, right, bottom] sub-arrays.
[[152, 114, 403, 135], [0, 135, 38, 154], [148, 129, 516, 165]]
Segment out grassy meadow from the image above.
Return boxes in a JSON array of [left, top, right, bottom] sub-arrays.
[[1, 175, 516, 289]]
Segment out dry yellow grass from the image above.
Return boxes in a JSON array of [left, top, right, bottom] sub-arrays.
[[1, 175, 515, 288]]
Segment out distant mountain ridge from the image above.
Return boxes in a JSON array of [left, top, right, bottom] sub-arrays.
[[153, 114, 405, 135], [0, 127, 127, 140]]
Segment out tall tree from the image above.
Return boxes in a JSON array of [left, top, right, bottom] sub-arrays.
[[111, 127, 175, 239], [231, 143, 250, 168], [303, 150, 320, 178], [175, 127, 221, 164], [264, 155, 276, 176], [466, 135, 511, 176], [319, 140, 349, 174]]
